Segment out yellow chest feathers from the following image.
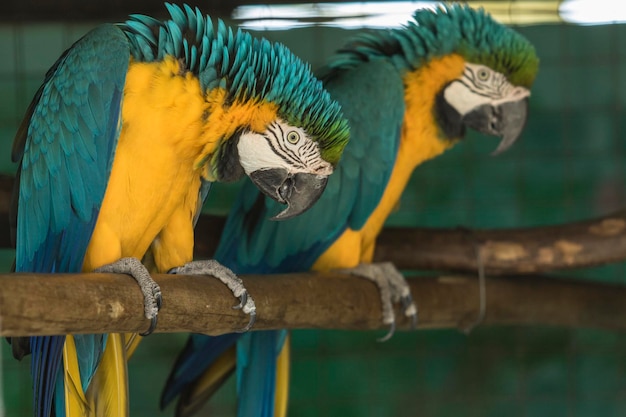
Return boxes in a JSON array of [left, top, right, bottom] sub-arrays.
[[83, 57, 278, 272]]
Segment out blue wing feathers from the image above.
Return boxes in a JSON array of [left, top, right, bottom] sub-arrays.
[[14, 24, 130, 417], [16, 24, 129, 272], [31, 335, 65, 417]]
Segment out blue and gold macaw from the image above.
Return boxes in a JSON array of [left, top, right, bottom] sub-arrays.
[[161, 5, 539, 417], [8, 3, 349, 417]]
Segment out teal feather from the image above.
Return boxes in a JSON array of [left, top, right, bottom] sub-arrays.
[[235, 331, 286, 417], [230, 36, 247, 77], [199, 36, 210, 73], [127, 13, 160, 29], [65, 153, 87, 220], [157, 26, 168, 60], [124, 19, 156, 45], [231, 64, 246, 97], [199, 67, 219, 92], [166, 20, 182, 57], [165, 2, 186, 27], [222, 47, 230, 77], [207, 39, 219, 71], [182, 4, 196, 34], [182, 38, 190, 69]]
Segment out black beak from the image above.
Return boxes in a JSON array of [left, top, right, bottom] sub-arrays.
[[462, 98, 528, 155], [249, 169, 329, 220]]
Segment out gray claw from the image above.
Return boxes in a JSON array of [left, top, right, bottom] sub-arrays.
[[377, 321, 396, 343], [156, 292, 163, 310], [140, 316, 158, 336], [233, 292, 248, 310], [340, 262, 417, 341], [237, 311, 257, 333], [410, 312, 418, 330], [401, 294, 418, 329]]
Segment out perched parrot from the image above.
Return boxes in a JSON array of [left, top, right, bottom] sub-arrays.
[[8, 3, 350, 417], [160, 4, 539, 417]]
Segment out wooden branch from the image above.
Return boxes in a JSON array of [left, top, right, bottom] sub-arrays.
[[372, 214, 626, 274], [194, 210, 626, 275], [2, 271, 625, 337], [3, 174, 626, 274]]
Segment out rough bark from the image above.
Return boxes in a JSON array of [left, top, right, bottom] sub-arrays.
[[2, 271, 625, 337]]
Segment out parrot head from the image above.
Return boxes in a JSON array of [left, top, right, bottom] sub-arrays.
[[323, 5, 538, 156], [436, 61, 531, 155], [124, 4, 350, 220], [215, 32, 350, 220], [236, 119, 336, 220], [224, 34, 350, 220], [422, 5, 539, 154]]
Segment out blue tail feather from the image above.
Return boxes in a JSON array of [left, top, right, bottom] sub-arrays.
[[236, 330, 287, 417], [161, 333, 240, 409]]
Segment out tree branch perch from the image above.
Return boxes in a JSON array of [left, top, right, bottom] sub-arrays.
[[372, 214, 626, 274], [193, 209, 626, 275], [1, 271, 625, 337]]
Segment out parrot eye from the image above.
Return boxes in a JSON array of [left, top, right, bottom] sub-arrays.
[[477, 68, 490, 81], [286, 131, 300, 144]]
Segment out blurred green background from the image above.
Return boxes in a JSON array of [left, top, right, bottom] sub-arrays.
[[2, 4, 626, 417]]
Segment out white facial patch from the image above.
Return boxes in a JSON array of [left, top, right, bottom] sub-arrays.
[[444, 63, 530, 116], [237, 119, 333, 176]]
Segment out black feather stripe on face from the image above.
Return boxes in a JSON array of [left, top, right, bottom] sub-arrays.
[[434, 87, 466, 140], [215, 129, 245, 182]]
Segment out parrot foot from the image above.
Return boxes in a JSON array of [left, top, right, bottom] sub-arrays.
[[95, 257, 162, 336], [169, 260, 256, 332], [340, 262, 417, 342]]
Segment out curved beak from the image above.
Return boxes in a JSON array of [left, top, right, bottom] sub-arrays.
[[462, 98, 529, 156], [249, 169, 329, 220]]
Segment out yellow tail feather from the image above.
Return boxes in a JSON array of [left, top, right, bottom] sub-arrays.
[[63, 336, 89, 416], [123, 333, 142, 359], [85, 333, 129, 417], [274, 333, 290, 417]]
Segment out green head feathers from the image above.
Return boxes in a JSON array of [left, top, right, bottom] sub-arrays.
[[121, 3, 349, 165], [326, 4, 539, 88]]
